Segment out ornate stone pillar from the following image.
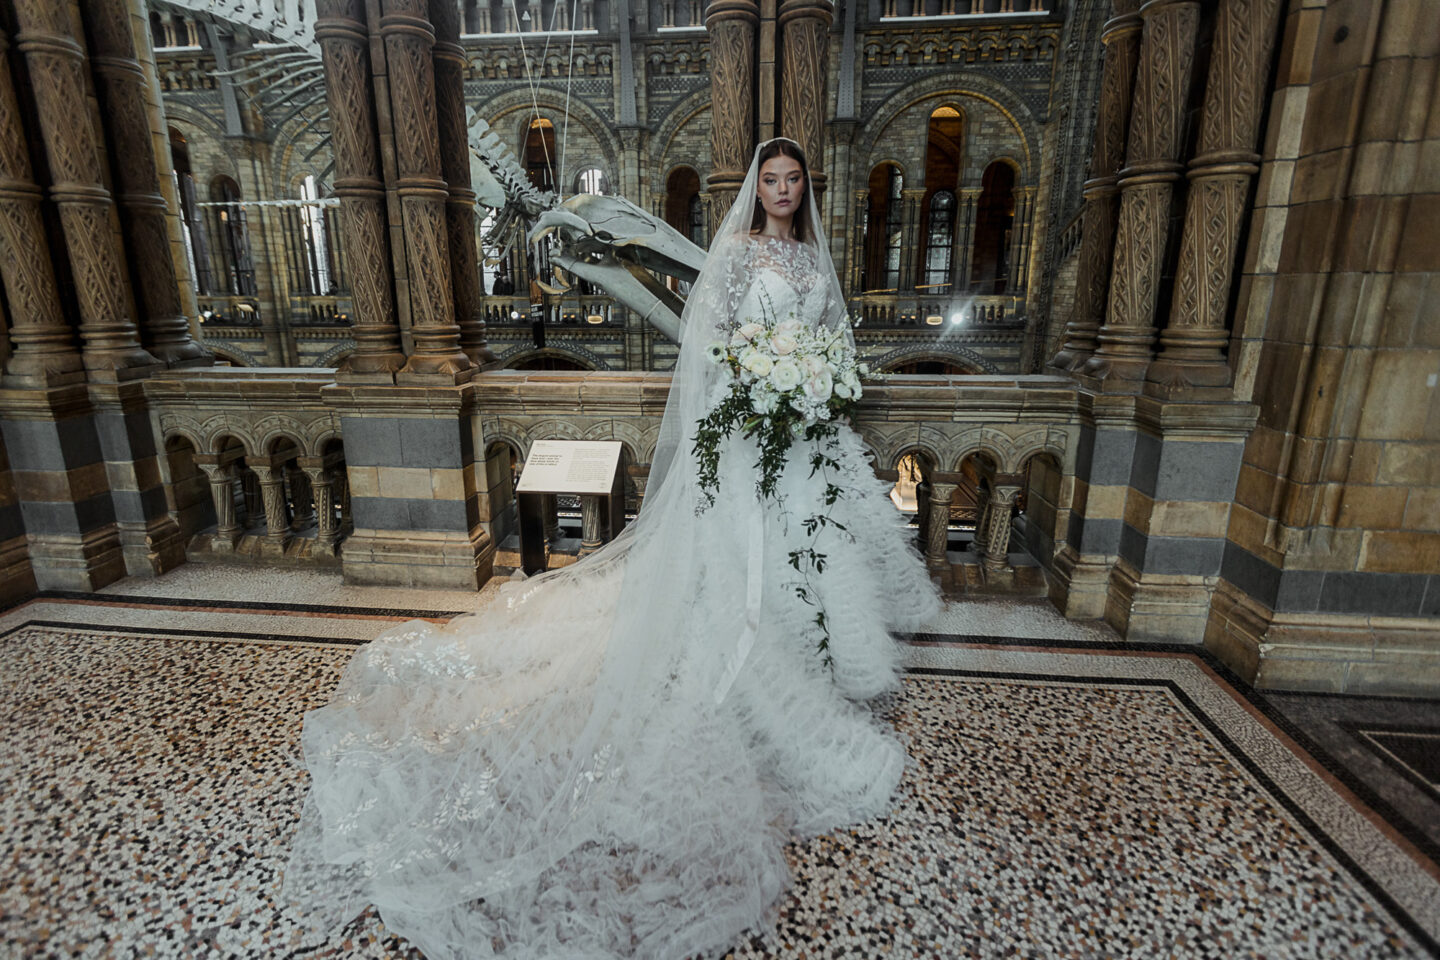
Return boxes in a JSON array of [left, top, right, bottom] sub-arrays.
[[631, 474, 649, 513], [1081, 0, 1201, 388], [898, 188, 925, 291], [579, 495, 603, 557], [287, 465, 314, 530], [778, 0, 831, 197], [430, 0, 495, 366], [1050, 3, 1143, 371], [925, 482, 956, 569], [315, 0, 405, 381], [952, 188, 980, 293], [1007, 187, 1033, 294], [0, 28, 85, 388], [12, 0, 159, 381], [1147, 0, 1285, 394], [848, 190, 868, 291], [705, 0, 759, 227], [302, 465, 340, 555], [541, 493, 562, 543], [251, 464, 291, 546], [198, 461, 242, 549], [982, 485, 1021, 572], [86, 0, 210, 369], [381, 0, 473, 382]]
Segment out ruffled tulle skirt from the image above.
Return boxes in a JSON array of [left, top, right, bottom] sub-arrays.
[[285, 425, 941, 959]]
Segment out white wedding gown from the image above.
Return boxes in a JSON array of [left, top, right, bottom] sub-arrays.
[[286, 165, 941, 960]]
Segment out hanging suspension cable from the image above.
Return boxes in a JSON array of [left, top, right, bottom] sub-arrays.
[[559, 0, 581, 195], [507, 0, 556, 194]]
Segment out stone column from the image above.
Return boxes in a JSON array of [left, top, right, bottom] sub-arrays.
[[251, 464, 291, 548], [982, 485, 1020, 572], [1008, 187, 1033, 294], [315, 0, 406, 381], [632, 473, 649, 512], [849, 190, 868, 291], [925, 482, 956, 569], [1081, 0, 1201, 388], [1050, 3, 1142, 371], [778, 0, 831, 197], [302, 464, 341, 555], [12, 0, 159, 381], [198, 460, 242, 549], [383, 0, 473, 383], [705, 0, 759, 227], [579, 495, 603, 556], [897, 188, 925, 291], [0, 28, 85, 388], [1147, 0, 1285, 394], [430, 0, 495, 366], [287, 465, 314, 530], [971, 482, 992, 556], [86, 0, 210, 369], [541, 493, 563, 543], [952, 188, 979, 292]]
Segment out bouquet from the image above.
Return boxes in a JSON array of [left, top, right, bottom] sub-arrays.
[[693, 308, 868, 509], [691, 302, 871, 668]]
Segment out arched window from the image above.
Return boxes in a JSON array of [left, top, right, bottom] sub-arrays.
[[862, 163, 904, 291], [210, 176, 256, 297], [574, 167, 607, 196], [168, 129, 212, 294], [523, 118, 557, 191], [663, 166, 701, 239], [919, 106, 962, 293], [970, 161, 1016, 293], [923, 191, 956, 290], [297, 175, 334, 295]]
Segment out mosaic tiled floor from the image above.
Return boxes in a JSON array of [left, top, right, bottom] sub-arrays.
[[1, 574, 1437, 959]]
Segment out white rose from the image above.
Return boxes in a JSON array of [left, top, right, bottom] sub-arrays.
[[769, 334, 798, 356], [801, 354, 827, 376], [775, 318, 804, 339], [833, 380, 854, 400], [750, 387, 779, 415], [741, 349, 774, 377], [803, 369, 834, 402], [738, 321, 765, 341], [729, 331, 750, 348], [769, 357, 804, 392]]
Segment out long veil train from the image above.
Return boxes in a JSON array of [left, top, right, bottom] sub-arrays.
[[284, 139, 941, 959]]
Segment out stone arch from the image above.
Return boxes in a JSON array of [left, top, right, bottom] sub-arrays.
[[484, 418, 536, 459], [857, 73, 1040, 182], [200, 341, 256, 367], [310, 427, 344, 459], [871, 344, 1000, 375], [160, 424, 206, 455], [526, 418, 585, 443], [950, 442, 1001, 475], [254, 417, 309, 458], [482, 90, 623, 186], [313, 341, 356, 368], [654, 88, 714, 180], [498, 344, 611, 370]]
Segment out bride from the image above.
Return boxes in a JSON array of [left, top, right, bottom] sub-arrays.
[[285, 138, 941, 959]]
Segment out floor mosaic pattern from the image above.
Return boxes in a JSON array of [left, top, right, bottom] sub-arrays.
[[1, 577, 1437, 959]]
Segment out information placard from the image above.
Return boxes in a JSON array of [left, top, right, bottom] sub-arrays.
[[516, 440, 624, 496]]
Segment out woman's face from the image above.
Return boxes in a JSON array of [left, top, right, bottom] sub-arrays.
[[757, 154, 805, 225]]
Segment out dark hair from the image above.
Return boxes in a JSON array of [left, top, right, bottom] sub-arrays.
[[750, 139, 811, 243]]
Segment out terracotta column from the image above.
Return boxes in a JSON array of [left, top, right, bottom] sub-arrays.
[[0, 28, 85, 388], [632, 474, 649, 512], [971, 482, 992, 556], [898, 188, 925, 292], [953, 188, 979, 292], [1081, 0, 1201, 388], [1050, 2, 1143, 371], [848, 190, 867, 291], [12, 0, 159, 380], [382, 0, 473, 382], [778, 0, 831, 197], [430, 0, 495, 365], [705, 0, 759, 228], [981, 486, 1021, 571], [314, 0, 406, 381], [1147, 0, 1285, 394], [85, 0, 210, 369], [925, 482, 956, 569], [287, 465, 314, 530]]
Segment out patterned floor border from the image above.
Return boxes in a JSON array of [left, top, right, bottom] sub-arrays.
[[2, 591, 1438, 957]]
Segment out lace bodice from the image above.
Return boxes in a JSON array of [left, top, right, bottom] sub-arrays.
[[734, 235, 830, 329]]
